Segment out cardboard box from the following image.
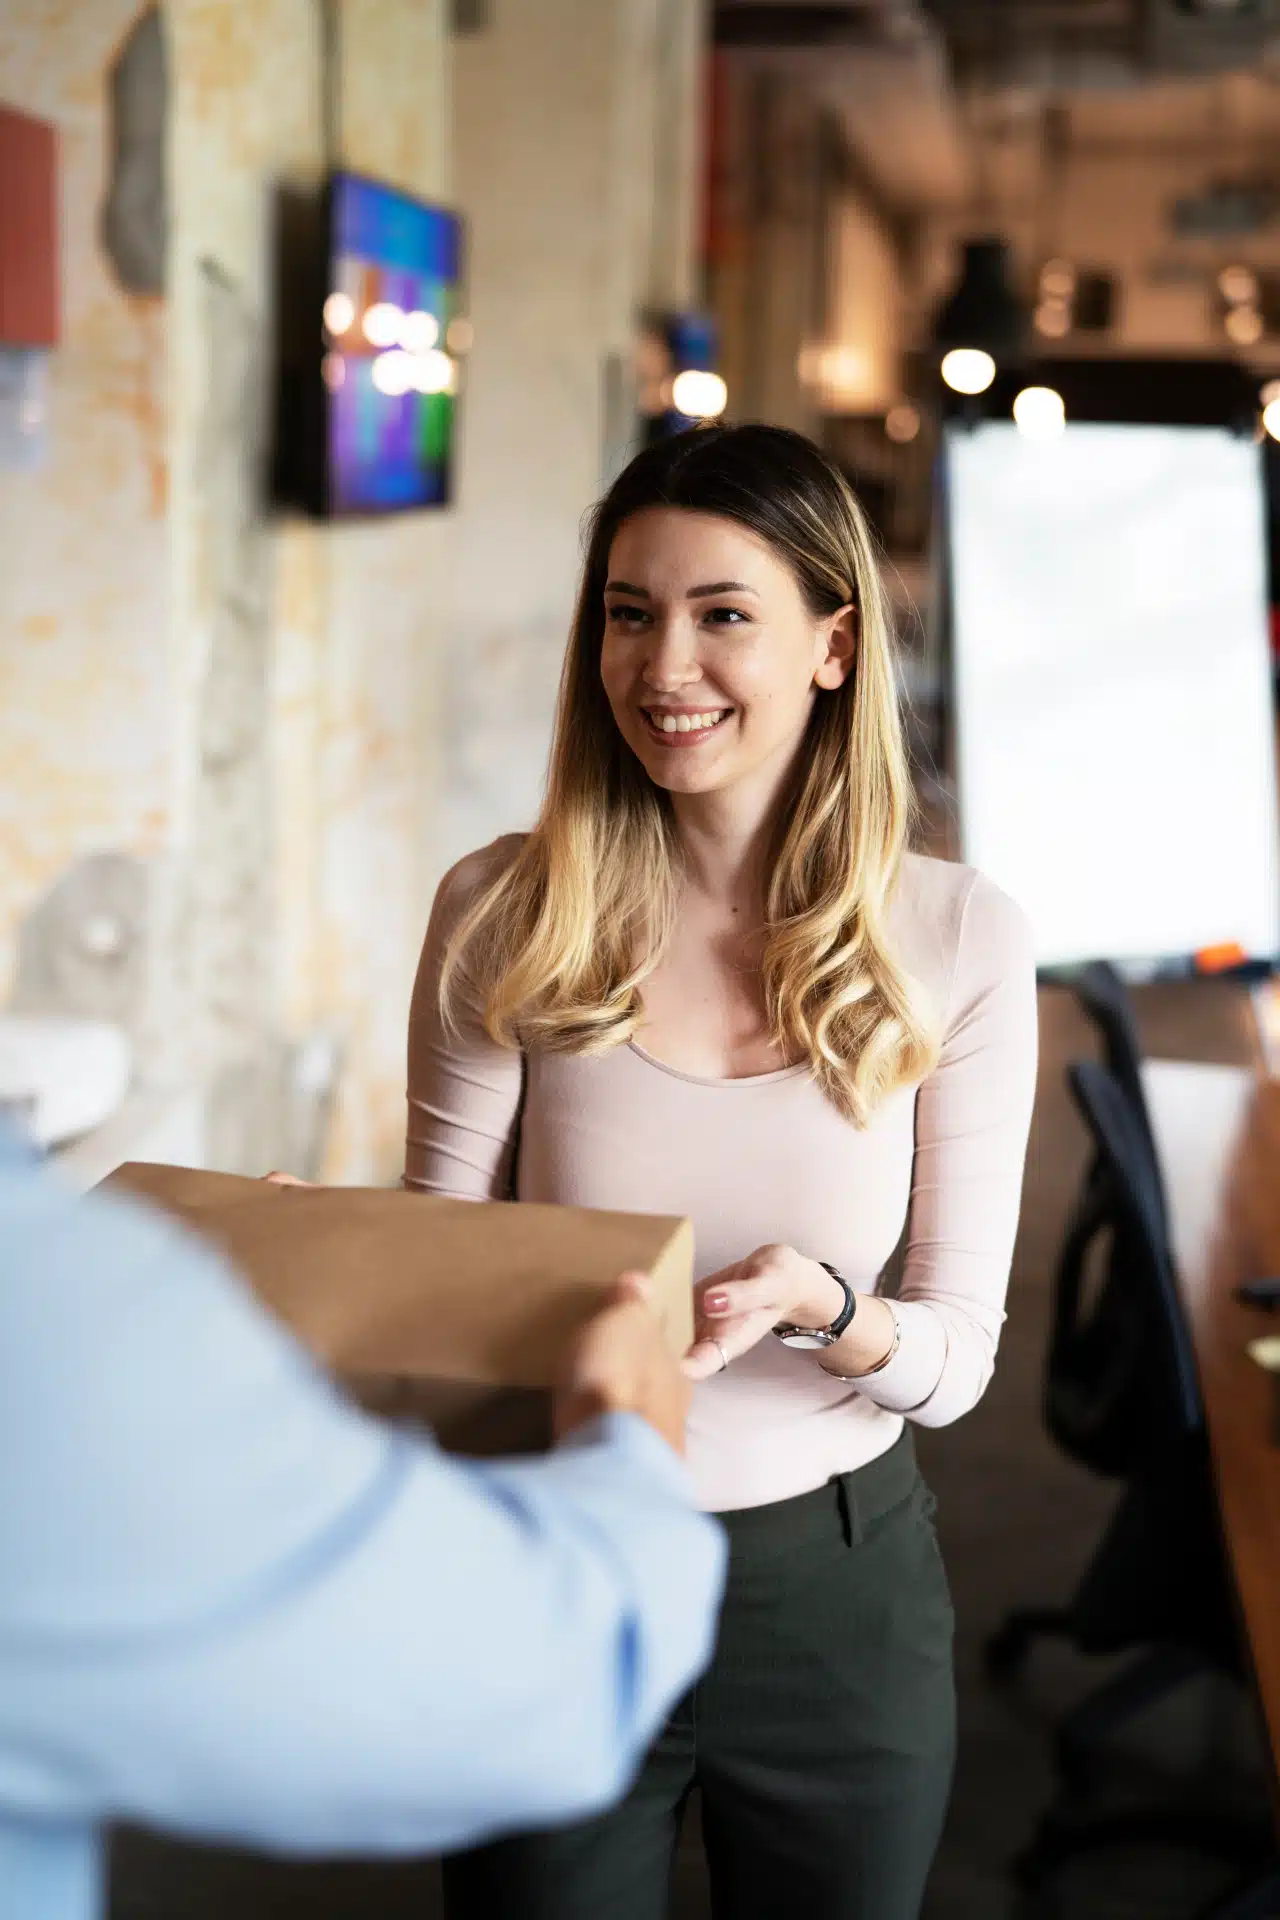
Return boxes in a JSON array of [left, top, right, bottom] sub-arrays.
[[103, 1163, 694, 1454]]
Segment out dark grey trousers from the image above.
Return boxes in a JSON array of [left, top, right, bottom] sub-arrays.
[[442, 1427, 956, 1920]]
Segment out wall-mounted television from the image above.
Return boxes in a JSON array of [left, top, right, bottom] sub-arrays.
[[272, 170, 466, 518]]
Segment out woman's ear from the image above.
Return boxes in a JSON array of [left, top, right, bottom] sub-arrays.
[[814, 605, 857, 691]]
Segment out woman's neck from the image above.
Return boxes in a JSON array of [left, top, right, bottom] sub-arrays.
[[670, 775, 785, 917]]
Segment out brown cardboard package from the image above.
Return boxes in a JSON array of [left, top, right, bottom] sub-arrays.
[[103, 1162, 695, 1455]]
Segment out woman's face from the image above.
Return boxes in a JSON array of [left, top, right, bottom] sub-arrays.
[[600, 507, 854, 800]]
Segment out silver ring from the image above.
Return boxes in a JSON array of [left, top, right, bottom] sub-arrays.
[[712, 1337, 730, 1373]]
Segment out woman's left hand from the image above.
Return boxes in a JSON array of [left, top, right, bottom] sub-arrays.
[[683, 1245, 847, 1380]]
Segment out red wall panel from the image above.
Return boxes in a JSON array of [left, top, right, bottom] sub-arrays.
[[0, 103, 59, 347]]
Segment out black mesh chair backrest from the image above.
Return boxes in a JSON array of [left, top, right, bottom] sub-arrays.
[[1073, 962, 1168, 1236], [1045, 1059, 1202, 1477]]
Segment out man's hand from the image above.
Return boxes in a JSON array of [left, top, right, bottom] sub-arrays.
[[555, 1273, 691, 1457]]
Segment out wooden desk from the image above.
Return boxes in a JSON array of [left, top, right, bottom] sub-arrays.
[[1143, 1064, 1280, 1783]]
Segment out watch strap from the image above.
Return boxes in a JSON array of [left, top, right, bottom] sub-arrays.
[[775, 1263, 857, 1344], [817, 1262, 858, 1339]]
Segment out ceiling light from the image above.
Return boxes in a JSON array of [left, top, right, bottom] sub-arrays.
[[1225, 305, 1264, 345], [1034, 301, 1071, 339], [671, 369, 728, 419], [1013, 385, 1066, 441], [1263, 398, 1280, 442], [941, 348, 996, 396], [885, 404, 921, 444], [1039, 259, 1076, 300], [932, 237, 1028, 363], [1219, 264, 1258, 305]]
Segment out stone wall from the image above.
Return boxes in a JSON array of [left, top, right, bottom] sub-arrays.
[[2, 0, 451, 1182], [0, 0, 171, 1014], [3, 0, 708, 1185]]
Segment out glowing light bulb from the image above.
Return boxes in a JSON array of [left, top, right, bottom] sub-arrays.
[[1013, 385, 1066, 441], [1039, 259, 1076, 300], [323, 291, 355, 336], [884, 404, 921, 444], [1225, 306, 1264, 346], [363, 302, 405, 349], [1034, 300, 1071, 339], [1261, 378, 1280, 407], [940, 348, 996, 396], [671, 369, 728, 419], [1219, 265, 1258, 306], [400, 309, 440, 352], [1263, 397, 1280, 442]]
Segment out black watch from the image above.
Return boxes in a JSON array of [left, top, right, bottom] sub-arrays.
[[774, 1263, 857, 1350]]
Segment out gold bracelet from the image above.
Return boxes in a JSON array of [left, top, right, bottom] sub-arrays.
[[821, 1303, 900, 1380]]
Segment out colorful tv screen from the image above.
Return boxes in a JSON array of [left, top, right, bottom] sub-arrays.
[[321, 172, 464, 514]]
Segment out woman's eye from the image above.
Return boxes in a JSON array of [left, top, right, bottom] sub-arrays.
[[606, 604, 649, 628], [705, 606, 749, 627]]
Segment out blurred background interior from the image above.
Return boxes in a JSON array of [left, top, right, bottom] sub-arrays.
[[5, 1, 1280, 1916]]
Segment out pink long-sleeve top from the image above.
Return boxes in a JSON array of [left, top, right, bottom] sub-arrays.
[[406, 837, 1038, 1513]]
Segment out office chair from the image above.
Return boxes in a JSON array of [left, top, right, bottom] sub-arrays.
[[986, 963, 1171, 1677], [1071, 960, 1168, 1236], [1005, 1062, 1268, 1895]]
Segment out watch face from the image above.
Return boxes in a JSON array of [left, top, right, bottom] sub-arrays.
[[779, 1330, 834, 1350]]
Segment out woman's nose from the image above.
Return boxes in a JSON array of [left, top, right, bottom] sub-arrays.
[[640, 618, 701, 691]]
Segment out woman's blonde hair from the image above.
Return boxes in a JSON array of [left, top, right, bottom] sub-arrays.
[[442, 423, 938, 1125]]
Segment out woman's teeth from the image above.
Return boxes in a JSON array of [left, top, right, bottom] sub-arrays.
[[647, 710, 728, 734]]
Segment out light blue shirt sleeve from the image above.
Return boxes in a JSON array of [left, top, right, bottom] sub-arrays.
[[0, 1127, 725, 1908]]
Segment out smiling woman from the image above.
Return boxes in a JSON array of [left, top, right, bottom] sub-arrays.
[[407, 425, 1038, 1920], [434, 425, 938, 1128]]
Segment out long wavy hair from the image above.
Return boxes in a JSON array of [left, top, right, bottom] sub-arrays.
[[441, 423, 938, 1125]]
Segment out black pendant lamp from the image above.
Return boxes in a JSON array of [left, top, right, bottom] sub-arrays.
[[932, 238, 1028, 394]]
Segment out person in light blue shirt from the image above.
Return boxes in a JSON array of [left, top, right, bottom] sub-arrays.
[[0, 1124, 725, 1920]]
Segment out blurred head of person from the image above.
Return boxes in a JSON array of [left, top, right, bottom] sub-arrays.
[[442, 424, 936, 1125]]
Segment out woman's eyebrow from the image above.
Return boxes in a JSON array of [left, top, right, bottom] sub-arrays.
[[603, 579, 759, 598]]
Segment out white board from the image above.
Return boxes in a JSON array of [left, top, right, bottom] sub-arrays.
[[946, 421, 1280, 969]]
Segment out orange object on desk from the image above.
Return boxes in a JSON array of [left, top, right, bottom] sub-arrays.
[[1194, 942, 1249, 975]]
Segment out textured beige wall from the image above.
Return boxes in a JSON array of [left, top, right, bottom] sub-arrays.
[[441, 0, 707, 879], [169, 0, 450, 1182], [2, 0, 450, 1183], [0, 0, 171, 1004]]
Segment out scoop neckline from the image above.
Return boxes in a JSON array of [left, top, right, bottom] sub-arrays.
[[626, 1040, 810, 1089]]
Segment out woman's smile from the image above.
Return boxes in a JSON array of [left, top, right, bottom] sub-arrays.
[[639, 704, 735, 746]]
